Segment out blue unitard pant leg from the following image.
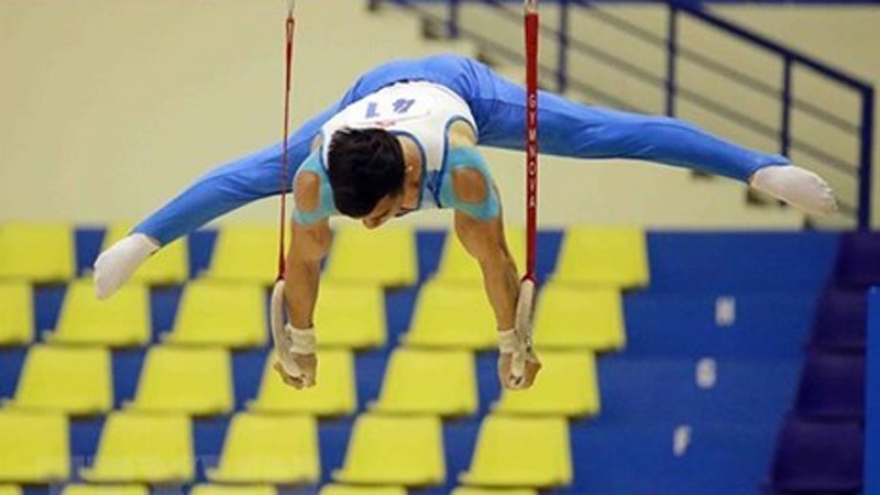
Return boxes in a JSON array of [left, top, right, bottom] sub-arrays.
[[134, 54, 788, 246]]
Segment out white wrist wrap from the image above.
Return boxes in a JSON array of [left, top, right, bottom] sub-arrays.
[[287, 324, 316, 354], [498, 329, 519, 354]]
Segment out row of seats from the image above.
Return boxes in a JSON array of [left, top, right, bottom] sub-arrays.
[[0, 223, 649, 288], [0, 280, 625, 351], [5, 345, 600, 418], [0, 483, 536, 495], [0, 410, 572, 487]]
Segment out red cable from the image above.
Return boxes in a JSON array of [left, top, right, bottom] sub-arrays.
[[524, 1, 539, 282], [277, 10, 296, 281]]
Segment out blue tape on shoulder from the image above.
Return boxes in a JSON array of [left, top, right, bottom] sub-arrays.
[[439, 146, 500, 221], [292, 152, 338, 225]]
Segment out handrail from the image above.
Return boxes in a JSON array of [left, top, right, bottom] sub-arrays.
[[375, 0, 875, 229]]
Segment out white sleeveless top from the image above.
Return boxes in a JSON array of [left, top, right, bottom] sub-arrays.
[[319, 81, 478, 210]]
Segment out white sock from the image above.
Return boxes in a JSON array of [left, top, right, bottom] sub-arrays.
[[749, 165, 838, 216], [93, 233, 159, 299]]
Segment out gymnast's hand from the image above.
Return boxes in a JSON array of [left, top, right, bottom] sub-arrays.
[[498, 345, 541, 390], [272, 323, 318, 389], [497, 279, 541, 390], [93, 233, 160, 299], [273, 354, 317, 390]]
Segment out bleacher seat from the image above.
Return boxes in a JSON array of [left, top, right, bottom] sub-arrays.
[[333, 414, 445, 486], [62, 485, 149, 495], [795, 350, 865, 420], [319, 485, 406, 495], [324, 226, 417, 286], [81, 412, 193, 483], [206, 413, 320, 484], [47, 280, 150, 347], [451, 488, 536, 495], [0, 283, 32, 345], [433, 228, 525, 284], [248, 349, 356, 416], [314, 283, 386, 349], [533, 284, 625, 351], [570, 421, 778, 493], [493, 350, 599, 417], [833, 232, 880, 289], [459, 415, 571, 488], [551, 227, 648, 288], [810, 285, 866, 351], [202, 226, 278, 284], [598, 357, 799, 424], [126, 346, 233, 415], [190, 485, 276, 495], [0, 223, 74, 282], [165, 280, 267, 348], [0, 486, 21, 495], [769, 416, 863, 492], [8, 345, 112, 415], [369, 348, 477, 416], [102, 224, 188, 285], [0, 411, 69, 482], [402, 281, 497, 349], [189, 483, 278, 495]]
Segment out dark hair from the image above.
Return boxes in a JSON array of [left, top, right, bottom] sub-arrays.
[[327, 128, 406, 218]]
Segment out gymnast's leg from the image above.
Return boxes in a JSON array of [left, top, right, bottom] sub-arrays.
[[465, 61, 837, 216], [92, 102, 342, 299]]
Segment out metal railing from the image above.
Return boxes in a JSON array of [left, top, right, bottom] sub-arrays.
[[373, 0, 875, 229]]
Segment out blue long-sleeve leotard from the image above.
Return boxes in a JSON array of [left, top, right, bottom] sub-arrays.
[[135, 54, 788, 245]]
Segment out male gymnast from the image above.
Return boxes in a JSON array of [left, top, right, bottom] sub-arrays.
[[93, 54, 838, 391]]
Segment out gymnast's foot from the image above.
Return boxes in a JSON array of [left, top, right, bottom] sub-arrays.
[[749, 164, 838, 216]]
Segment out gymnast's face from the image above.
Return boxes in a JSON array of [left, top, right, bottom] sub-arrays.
[[361, 192, 404, 229]]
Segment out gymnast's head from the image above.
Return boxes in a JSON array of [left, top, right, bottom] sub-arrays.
[[327, 128, 406, 229]]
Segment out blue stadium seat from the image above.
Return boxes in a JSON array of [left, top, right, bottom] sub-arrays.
[[623, 292, 814, 358], [570, 421, 778, 494], [597, 357, 798, 424]]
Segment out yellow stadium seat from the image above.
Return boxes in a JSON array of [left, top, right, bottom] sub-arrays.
[[190, 485, 276, 495], [81, 412, 193, 483], [62, 485, 149, 495], [333, 414, 445, 486], [459, 415, 571, 488], [493, 351, 599, 417], [0, 283, 32, 345], [0, 411, 69, 482], [102, 224, 188, 285], [0, 223, 74, 282], [533, 284, 625, 351], [370, 349, 477, 416], [206, 413, 319, 484], [402, 281, 497, 350], [324, 226, 417, 287], [248, 349, 356, 416], [434, 228, 526, 284], [315, 283, 386, 349], [127, 346, 233, 415], [203, 225, 278, 284], [452, 488, 537, 495], [552, 227, 649, 288], [9, 345, 112, 415], [320, 485, 407, 495], [0, 485, 22, 495], [165, 280, 267, 348], [47, 280, 150, 347]]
